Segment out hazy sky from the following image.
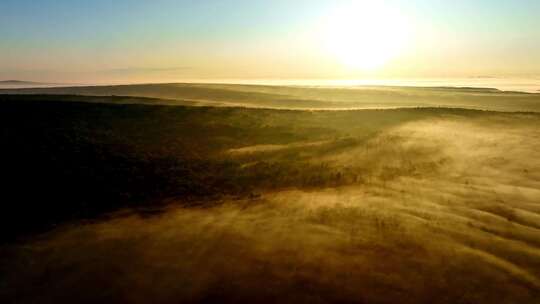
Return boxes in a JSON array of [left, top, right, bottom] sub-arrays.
[[1, 0, 540, 83]]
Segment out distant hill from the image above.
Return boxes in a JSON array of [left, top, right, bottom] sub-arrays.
[[1, 82, 540, 112], [0, 80, 65, 88], [0, 80, 46, 85]]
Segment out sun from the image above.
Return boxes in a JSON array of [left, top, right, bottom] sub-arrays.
[[322, 1, 411, 71]]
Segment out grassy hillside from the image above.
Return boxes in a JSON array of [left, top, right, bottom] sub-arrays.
[[2, 83, 540, 111], [1, 94, 540, 303]]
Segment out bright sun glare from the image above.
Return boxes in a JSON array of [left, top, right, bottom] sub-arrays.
[[323, 1, 411, 71]]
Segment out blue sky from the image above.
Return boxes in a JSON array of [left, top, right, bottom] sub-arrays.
[[1, 0, 539, 82]]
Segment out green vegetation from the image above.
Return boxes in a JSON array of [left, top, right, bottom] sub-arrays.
[[1, 93, 540, 303]]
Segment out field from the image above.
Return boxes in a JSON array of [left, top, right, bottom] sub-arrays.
[[1, 87, 540, 303]]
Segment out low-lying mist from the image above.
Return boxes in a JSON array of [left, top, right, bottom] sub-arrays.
[[2, 115, 539, 304]]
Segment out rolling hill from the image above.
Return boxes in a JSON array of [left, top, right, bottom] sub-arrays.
[[2, 83, 540, 112]]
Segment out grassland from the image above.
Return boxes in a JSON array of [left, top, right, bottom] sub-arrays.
[[1, 91, 539, 303]]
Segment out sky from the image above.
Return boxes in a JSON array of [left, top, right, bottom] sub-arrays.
[[1, 0, 540, 83]]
